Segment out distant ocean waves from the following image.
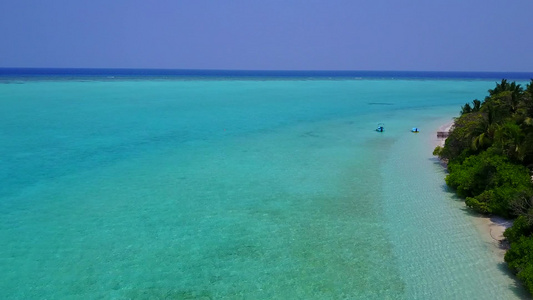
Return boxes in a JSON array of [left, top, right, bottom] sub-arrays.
[[1, 68, 533, 81]]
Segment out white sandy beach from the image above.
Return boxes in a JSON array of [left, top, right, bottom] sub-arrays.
[[434, 120, 454, 147], [471, 215, 513, 259]]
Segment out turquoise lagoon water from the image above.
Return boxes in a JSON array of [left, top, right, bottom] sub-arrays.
[[0, 77, 529, 299]]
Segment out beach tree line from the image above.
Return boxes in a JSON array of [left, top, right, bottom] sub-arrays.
[[433, 79, 533, 294]]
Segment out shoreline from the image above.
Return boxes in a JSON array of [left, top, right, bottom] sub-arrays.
[[434, 120, 513, 260], [471, 214, 513, 259], [434, 120, 454, 147]]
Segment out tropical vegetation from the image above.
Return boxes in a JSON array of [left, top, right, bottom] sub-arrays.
[[433, 79, 533, 294]]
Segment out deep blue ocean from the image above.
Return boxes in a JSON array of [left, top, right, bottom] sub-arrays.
[[0, 69, 530, 299], [2, 68, 533, 80]]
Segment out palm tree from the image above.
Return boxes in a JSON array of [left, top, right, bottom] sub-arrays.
[[519, 80, 533, 121], [488, 79, 523, 113], [470, 103, 498, 152], [460, 99, 482, 115], [470, 121, 494, 151], [461, 103, 472, 115], [494, 122, 525, 161], [489, 79, 522, 96], [472, 99, 482, 111]]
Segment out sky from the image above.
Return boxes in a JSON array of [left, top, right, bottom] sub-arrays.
[[0, 0, 532, 72]]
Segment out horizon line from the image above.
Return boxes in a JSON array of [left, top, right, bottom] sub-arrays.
[[1, 67, 533, 74]]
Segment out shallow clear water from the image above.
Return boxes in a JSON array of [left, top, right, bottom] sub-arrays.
[[0, 78, 528, 299]]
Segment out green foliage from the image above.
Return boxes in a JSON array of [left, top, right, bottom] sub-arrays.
[[489, 79, 523, 98], [432, 145, 442, 156], [465, 192, 493, 214], [446, 154, 489, 198], [461, 102, 472, 115], [452, 151, 531, 215], [504, 236, 533, 294], [438, 112, 485, 161], [446, 151, 532, 216], [472, 99, 482, 111], [494, 121, 525, 162], [518, 263, 533, 295], [460, 99, 482, 115], [504, 216, 533, 243]]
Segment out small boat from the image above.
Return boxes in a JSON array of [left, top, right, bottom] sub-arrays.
[[376, 123, 385, 132], [411, 127, 420, 133]]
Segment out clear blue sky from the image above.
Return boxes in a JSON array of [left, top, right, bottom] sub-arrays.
[[1, 0, 532, 71]]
